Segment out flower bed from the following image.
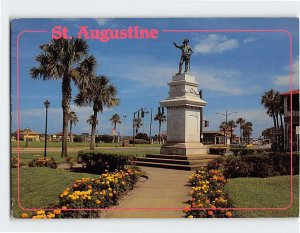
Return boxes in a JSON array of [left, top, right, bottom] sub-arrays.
[[11, 156, 25, 168], [28, 157, 58, 169], [21, 168, 141, 218], [184, 168, 236, 218]]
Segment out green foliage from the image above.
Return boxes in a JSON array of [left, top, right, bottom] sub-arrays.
[[11, 156, 25, 168], [230, 148, 265, 156], [96, 135, 113, 143], [209, 147, 227, 156], [129, 139, 149, 144], [73, 135, 83, 142], [207, 153, 299, 178], [28, 157, 58, 169], [78, 150, 136, 172], [135, 132, 149, 140]]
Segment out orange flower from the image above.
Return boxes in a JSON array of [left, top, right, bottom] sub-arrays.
[[21, 213, 28, 218], [87, 185, 92, 189], [210, 205, 216, 210], [207, 210, 214, 216], [53, 209, 61, 215], [61, 206, 68, 210], [226, 211, 233, 218], [183, 207, 190, 213]]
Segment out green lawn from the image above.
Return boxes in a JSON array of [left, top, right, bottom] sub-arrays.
[[11, 167, 100, 218], [11, 141, 162, 148], [225, 175, 299, 217], [12, 147, 160, 165]]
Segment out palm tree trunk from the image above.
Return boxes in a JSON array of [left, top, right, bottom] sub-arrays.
[[159, 121, 161, 144], [90, 111, 97, 150], [69, 122, 73, 143], [240, 126, 242, 144], [280, 114, 283, 128], [61, 76, 71, 157]]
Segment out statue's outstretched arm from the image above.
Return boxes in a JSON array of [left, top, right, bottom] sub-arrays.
[[173, 42, 182, 49]]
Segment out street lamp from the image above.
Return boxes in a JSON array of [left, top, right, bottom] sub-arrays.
[[216, 110, 237, 146], [44, 100, 50, 158], [25, 127, 29, 148], [122, 115, 127, 140]]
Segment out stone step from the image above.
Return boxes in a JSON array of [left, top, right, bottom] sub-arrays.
[[134, 161, 208, 171], [137, 157, 211, 165], [145, 153, 219, 160]]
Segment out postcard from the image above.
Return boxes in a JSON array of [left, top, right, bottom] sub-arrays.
[[11, 18, 299, 219]]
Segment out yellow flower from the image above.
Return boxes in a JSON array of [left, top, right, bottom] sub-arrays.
[[36, 210, 45, 215], [187, 215, 194, 218], [96, 200, 101, 205], [21, 213, 28, 218]]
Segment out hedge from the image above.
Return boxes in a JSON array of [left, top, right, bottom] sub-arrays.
[[78, 150, 136, 172], [229, 148, 265, 156], [207, 153, 299, 178], [209, 147, 227, 156]]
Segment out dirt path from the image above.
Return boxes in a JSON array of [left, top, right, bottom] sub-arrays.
[[101, 167, 193, 218]]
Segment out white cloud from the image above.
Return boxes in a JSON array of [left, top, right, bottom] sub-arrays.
[[273, 58, 299, 88], [194, 34, 239, 54], [95, 19, 111, 26], [243, 37, 257, 44]]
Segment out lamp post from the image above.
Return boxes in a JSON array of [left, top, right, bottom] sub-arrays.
[[44, 100, 50, 158], [216, 110, 237, 146], [132, 108, 145, 146], [25, 127, 29, 148], [122, 115, 127, 140]]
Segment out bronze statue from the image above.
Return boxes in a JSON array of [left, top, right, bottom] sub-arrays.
[[174, 39, 193, 75]]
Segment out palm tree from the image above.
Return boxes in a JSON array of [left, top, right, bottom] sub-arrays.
[[243, 121, 253, 144], [219, 121, 229, 145], [133, 117, 143, 133], [236, 117, 245, 144], [68, 111, 79, 142], [261, 89, 277, 129], [30, 38, 96, 157], [75, 75, 119, 149], [227, 120, 237, 144], [109, 113, 122, 143], [154, 112, 167, 144]]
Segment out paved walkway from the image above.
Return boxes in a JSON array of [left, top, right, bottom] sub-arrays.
[[101, 167, 193, 218]]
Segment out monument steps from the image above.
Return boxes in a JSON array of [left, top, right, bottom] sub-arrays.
[[135, 154, 219, 171]]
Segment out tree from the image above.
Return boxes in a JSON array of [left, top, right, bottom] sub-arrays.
[[68, 111, 79, 142], [261, 89, 277, 129], [154, 112, 167, 144], [219, 121, 229, 145], [227, 120, 237, 144], [236, 117, 245, 144], [76, 75, 119, 149], [243, 121, 253, 144], [109, 113, 121, 143], [133, 117, 143, 133], [30, 38, 96, 157]]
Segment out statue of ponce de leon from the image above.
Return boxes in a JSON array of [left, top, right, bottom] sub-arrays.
[[173, 38, 193, 75]]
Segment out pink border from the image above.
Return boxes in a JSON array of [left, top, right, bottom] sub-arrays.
[[16, 28, 294, 212]]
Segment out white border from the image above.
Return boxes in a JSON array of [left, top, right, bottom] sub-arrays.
[[1, 0, 299, 232]]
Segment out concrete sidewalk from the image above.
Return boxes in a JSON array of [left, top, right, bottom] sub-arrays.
[[101, 167, 193, 218]]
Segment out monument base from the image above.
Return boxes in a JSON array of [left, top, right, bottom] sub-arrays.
[[160, 142, 208, 156]]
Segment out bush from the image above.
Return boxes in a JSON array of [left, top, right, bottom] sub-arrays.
[[230, 148, 266, 156], [129, 139, 148, 144], [78, 150, 136, 172], [96, 135, 113, 143], [11, 156, 25, 168], [207, 152, 299, 178], [73, 135, 83, 143], [28, 157, 58, 169], [135, 133, 149, 140], [21, 168, 141, 219], [209, 147, 227, 156], [184, 168, 236, 218]]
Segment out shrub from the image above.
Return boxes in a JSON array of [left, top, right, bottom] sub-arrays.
[[184, 168, 236, 218], [65, 156, 76, 169], [129, 139, 148, 144], [135, 133, 149, 140], [73, 135, 83, 143], [230, 148, 266, 156], [11, 156, 25, 168], [28, 157, 58, 169], [207, 152, 299, 178], [21, 168, 141, 219], [96, 135, 113, 143], [78, 150, 136, 172], [209, 147, 227, 156]]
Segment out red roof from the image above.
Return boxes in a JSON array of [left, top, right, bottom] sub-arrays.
[[280, 89, 300, 96]]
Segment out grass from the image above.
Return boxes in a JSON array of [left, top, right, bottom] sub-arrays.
[[11, 141, 162, 148], [225, 175, 299, 217], [11, 146, 161, 165], [11, 167, 100, 218]]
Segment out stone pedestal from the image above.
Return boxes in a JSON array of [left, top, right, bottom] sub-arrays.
[[160, 73, 207, 156]]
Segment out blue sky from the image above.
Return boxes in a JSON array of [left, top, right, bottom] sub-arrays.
[[11, 18, 299, 138]]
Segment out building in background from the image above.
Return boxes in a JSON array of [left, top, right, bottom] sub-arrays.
[[281, 89, 300, 151]]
